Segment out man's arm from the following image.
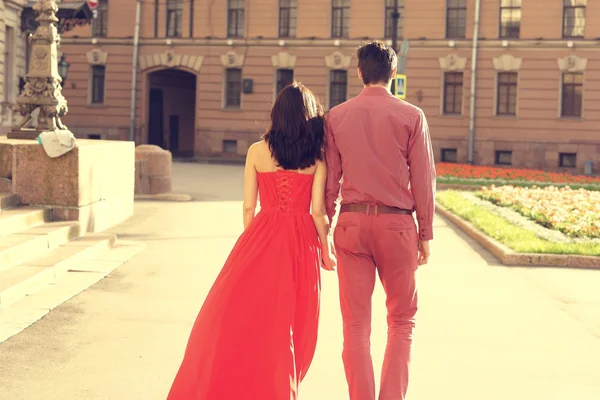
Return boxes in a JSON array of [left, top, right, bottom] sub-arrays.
[[324, 118, 343, 225], [407, 109, 436, 241]]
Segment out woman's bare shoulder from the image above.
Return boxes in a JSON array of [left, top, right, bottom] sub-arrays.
[[247, 140, 268, 158]]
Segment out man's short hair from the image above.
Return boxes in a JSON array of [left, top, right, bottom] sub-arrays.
[[356, 41, 398, 85]]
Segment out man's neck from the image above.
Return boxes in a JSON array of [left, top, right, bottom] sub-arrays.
[[364, 83, 391, 91]]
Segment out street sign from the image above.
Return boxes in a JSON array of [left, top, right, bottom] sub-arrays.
[[87, 0, 99, 9], [395, 74, 407, 100]]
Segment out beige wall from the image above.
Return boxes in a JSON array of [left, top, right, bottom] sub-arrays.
[[0, 0, 27, 135], [56, 0, 600, 172]]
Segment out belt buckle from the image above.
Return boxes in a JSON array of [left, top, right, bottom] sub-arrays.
[[365, 204, 379, 216]]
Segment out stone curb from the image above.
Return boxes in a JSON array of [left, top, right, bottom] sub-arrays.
[[436, 204, 600, 270], [134, 192, 193, 202]]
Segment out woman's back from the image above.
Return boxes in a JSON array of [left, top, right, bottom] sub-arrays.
[[251, 140, 316, 214]]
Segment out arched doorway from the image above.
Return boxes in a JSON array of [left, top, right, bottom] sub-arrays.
[[147, 69, 197, 157]]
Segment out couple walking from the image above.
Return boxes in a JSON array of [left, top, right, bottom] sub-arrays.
[[167, 41, 436, 400]]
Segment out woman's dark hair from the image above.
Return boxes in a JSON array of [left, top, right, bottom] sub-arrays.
[[263, 82, 325, 170], [357, 41, 398, 85]]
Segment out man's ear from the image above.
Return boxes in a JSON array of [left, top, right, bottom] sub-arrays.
[[357, 67, 363, 82], [392, 67, 398, 77]]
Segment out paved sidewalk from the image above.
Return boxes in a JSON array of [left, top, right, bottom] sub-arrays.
[[0, 163, 599, 400]]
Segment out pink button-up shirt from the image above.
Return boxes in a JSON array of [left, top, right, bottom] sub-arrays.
[[325, 86, 436, 241]]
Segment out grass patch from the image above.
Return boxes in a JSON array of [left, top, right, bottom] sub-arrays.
[[437, 177, 600, 192], [436, 191, 600, 256]]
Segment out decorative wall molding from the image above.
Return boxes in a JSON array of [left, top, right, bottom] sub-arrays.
[[557, 55, 587, 72], [86, 49, 108, 65], [139, 51, 204, 72], [438, 54, 467, 71], [271, 52, 297, 69], [325, 51, 352, 70], [492, 54, 522, 71], [220, 51, 245, 68]]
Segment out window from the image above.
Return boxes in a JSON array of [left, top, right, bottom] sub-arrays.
[[276, 69, 294, 95], [496, 72, 518, 116], [384, 0, 404, 39], [279, 0, 297, 38], [563, 0, 586, 38], [446, 0, 466, 38], [166, 0, 183, 38], [441, 148, 457, 163], [88, 134, 102, 140], [329, 70, 348, 108], [443, 72, 463, 115], [92, 0, 108, 38], [559, 153, 577, 168], [332, 0, 350, 38], [225, 69, 242, 108], [561, 72, 583, 118], [495, 151, 512, 166], [227, 0, 245, 38], [499, 0, 521, 38], [223, 140, 238, 154], [91, 65, 106, 104]]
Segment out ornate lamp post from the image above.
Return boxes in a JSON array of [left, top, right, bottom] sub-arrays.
[[8, 0, 71, 140]]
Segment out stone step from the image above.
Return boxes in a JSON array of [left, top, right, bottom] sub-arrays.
[[0, 221, 81, 273], [0, 239, 146, 344], [0, 193, 17, 210], [0, 207, 49, 237], [0, 233, 117, 310]]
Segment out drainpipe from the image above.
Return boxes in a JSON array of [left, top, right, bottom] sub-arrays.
[[129, 0, 142, 142], [467, 0, 481, 164]]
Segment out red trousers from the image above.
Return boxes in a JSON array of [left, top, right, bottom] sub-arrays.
[[334, 211, 418, 400]]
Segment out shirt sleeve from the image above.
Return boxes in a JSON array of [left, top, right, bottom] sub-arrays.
[[325, 118, 343, 224], [407, 109, 436, 241]]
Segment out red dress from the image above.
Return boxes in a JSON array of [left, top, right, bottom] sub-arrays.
[[167, 171, 321, 400]]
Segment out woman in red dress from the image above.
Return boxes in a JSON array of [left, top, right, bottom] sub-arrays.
[[167, 82, 335, 400]]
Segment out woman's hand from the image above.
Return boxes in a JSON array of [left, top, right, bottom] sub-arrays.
[[321, 252, 336, 271]]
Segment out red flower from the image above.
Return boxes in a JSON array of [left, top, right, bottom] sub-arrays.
[[436, 163, 600, 185]]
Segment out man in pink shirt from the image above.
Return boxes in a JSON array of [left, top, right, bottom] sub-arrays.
[[325, 41, 436, 400]]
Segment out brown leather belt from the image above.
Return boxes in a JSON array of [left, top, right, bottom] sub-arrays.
[[340, 203, 412, 216]]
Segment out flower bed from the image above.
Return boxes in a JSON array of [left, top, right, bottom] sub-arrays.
[[477, 185, 600, 239], [437, 163, 600, 185]]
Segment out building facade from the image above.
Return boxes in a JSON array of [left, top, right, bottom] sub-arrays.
[[57, 0, 600, 172], [0, 0, 27, 136]]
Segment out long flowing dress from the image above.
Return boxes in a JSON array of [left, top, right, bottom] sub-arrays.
[[167, 170, 321, 400]]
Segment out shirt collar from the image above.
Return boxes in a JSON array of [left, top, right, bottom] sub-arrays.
[[360, 86, 392, 97]]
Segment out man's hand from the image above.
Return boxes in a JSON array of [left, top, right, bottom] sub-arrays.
[[418, 240, 431, 266]]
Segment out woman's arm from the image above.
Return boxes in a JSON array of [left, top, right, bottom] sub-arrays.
[[311, 160, 334, 270], [242, 144, 259, 229]]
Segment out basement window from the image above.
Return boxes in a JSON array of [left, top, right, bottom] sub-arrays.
[[222, 139, 238, 154], [495, 150, 512, 166], [441, 148, 457, 163], [559, 153, 577, 168]]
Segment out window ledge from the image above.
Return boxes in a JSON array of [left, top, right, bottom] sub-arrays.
[[88, 103, 107, 108], [559, 116, 583, 121], [441, 113, 464, 117], [222, 107, 243, 112]]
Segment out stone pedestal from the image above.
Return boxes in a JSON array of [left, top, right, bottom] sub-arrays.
[[135, 145, 172, 195], [0, 137, 135, 233]]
